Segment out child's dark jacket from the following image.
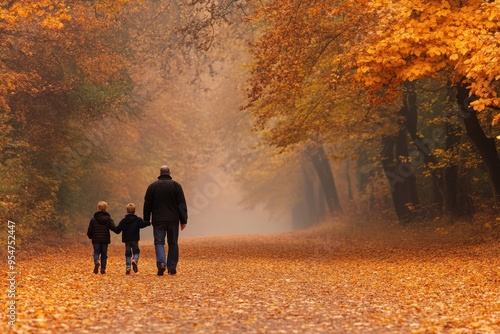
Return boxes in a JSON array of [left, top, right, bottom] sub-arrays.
[[87, 211, 116, 244], [114, 214, 150, 242]]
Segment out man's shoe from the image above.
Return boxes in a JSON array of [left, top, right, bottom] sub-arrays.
[[94, 261, 99, 274], [168, 268, 177, 275], [101, 269, 106, 274], [126, 267, 131, 275], [157, 263, 166, 276], [132, 260, 138, 273]]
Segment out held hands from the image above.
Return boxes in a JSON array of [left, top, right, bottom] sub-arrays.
[[180, 223, 187, 231]]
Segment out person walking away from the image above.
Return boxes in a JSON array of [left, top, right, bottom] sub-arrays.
[[87, 201, 116, 274], [114, 203, 151, 274], [143, 165, 188, 276]]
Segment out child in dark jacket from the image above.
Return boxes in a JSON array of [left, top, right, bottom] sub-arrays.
[[114, 203, 151, 274], [87, 201, 116, 274]]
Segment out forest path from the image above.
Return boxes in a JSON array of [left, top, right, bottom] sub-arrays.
[[4, 221, 500, 333]]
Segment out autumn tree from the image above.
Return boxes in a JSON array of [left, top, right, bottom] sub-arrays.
[[0, 1, 139, 239], [243, 0, 384, 218], [355, 0, 500, 204], [242, 0, 500, 224]]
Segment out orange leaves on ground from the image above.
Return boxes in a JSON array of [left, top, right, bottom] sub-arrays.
[[4, 220, 500, 333]]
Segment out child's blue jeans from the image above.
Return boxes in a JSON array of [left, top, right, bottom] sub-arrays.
[[92, 243, 108, 269], [125, 241, 140, 267]]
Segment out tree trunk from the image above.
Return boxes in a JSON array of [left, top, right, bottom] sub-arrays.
[[303, 163, 320, 226], [443, 84, 475, 219], [456, 82, 500, 204], [357, 151, 373, 192], [443, 115, 460, 216], [306, 144, 343, 215], [381, 98, 421, 223], [395, 127, 420, 209], [345, 159, 354, 202], [404, 81, 443, 212], [356, 152, 376, 209], [457, 163, 475, 218], [381, 133, 417, 223]]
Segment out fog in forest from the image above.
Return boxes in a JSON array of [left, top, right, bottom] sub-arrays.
[[108, 38, 300, 239], [138, 173, 293, 240], [103, 56, 298, 240], [0, 0, 340, 241]]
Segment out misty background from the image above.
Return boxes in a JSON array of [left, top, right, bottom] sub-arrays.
[[2, 1, 499, 247], [78, 15, 299, 239]]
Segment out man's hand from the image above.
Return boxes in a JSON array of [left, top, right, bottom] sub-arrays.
[[180, 223, 187, 231]]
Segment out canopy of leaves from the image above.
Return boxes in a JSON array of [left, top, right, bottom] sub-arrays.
[[0, 0, 139, 236], [244, 0, 399, 156], [242, 0, 499, 217], [355, 0, 500, 121]]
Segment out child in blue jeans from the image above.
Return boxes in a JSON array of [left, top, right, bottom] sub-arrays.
[[87, 201, 116, 274], [114, 203, 151, 274]]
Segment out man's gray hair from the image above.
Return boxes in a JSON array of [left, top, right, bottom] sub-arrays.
[[160, 165, 171, 175]]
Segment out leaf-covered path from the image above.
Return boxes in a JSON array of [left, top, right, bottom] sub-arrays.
[[5, 221, 500, 333]]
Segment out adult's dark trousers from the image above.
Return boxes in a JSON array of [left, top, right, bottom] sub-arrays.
[[153, 223, 179, 271]]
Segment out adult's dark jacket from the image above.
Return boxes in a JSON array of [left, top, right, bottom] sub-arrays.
[[87, 211, 116, 244], [114, 214, 151, 242], [143, 174, 188, 227]]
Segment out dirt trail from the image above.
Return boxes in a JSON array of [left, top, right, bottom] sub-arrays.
[[3, 221, 500, 333]]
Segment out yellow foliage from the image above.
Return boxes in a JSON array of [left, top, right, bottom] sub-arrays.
[[355, 0, 500, 118], [492, 114, 500, 127], [41, 15, 64, 29]]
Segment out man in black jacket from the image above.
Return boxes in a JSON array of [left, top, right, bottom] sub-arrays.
[[144, 165, 188, 276]]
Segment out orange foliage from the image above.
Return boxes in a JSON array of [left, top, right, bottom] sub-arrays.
[[246, 0, 374, 148], [355, 0, 500, 124], [0, 0, 139, 233]]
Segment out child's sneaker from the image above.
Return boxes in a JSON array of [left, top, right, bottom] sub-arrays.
[[132, 260, 138, 273], [126, 267, 131, 275], [94, 261, 100, 274]]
